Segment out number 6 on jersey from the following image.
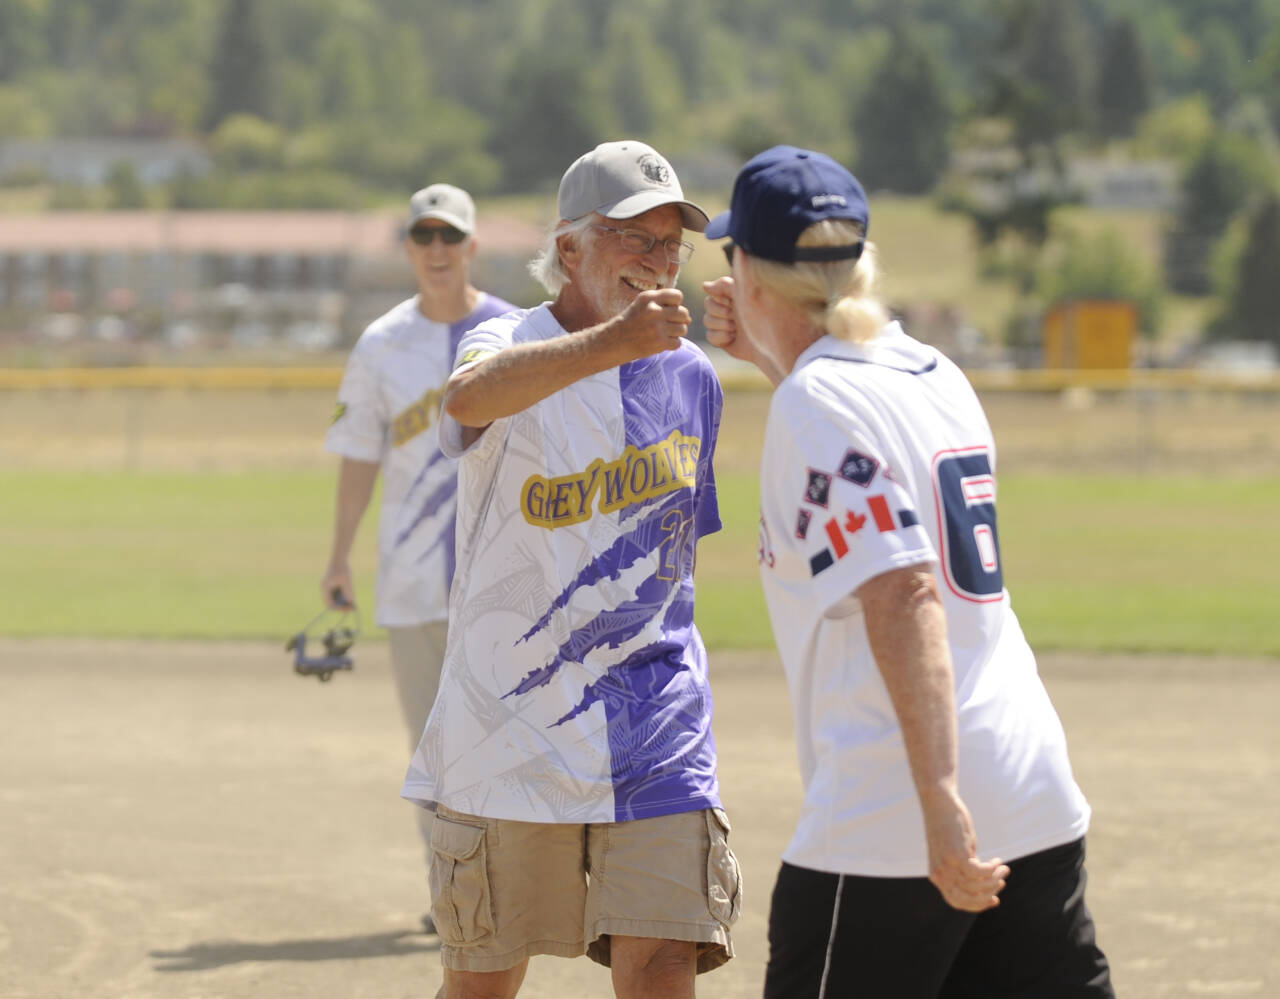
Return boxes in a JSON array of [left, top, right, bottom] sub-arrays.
[[932, 446, 1004, 601]]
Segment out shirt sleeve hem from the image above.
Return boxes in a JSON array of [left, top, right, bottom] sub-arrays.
[[324, 438, 383, 462], [812, 547, 938, 615]]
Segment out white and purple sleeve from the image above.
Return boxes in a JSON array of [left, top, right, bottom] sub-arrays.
[[325, 338, 385, 462]]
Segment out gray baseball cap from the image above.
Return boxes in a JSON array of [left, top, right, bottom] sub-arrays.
[[408, 183, 475, 234], [558, 140, 709, 232]]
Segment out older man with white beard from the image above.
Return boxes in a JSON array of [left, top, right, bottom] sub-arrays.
[[401, 141, 740, 999]]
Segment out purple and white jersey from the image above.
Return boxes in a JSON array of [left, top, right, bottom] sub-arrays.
[[325, 293, 515, 627], [402, 305, 724, 823]]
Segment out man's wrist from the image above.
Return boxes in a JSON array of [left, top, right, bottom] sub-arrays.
[[917, 778, 961, 807], [581, 319, 629, 370]]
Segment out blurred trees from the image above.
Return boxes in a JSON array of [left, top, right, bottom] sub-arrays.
[[989, 0, 1095, 150], [942, 0, 1093, 281], [0, 0, 1273, 164], [204, 0, 269, 129], [490, 51, 608, 192], [1195, 22, 1249, 117], [1213, 195, 1280, 345], [1095, 18, 1152, 140], [1164, 129, 1275, 294], [0, 0, 43, 82], [1132, 96, 1215, 162], [2, 0, 1275, 203], [853, 25, 953, 194], [2, 0, 1280, 347], [1260, 26, 1280, 136], [602, 11, 683, 139], [0, 84, 50, 137]]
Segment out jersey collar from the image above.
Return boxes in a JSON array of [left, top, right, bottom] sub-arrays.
[[792, 322, 938, 376]]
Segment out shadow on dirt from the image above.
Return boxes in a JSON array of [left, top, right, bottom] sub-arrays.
[[150, 929, 439, 971]]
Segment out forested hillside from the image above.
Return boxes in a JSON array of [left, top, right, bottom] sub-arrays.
[[2, 0, 1278, 346], [1, 0, 1278, 194]]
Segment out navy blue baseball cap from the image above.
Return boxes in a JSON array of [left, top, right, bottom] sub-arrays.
[[705, 145, 869, 263]]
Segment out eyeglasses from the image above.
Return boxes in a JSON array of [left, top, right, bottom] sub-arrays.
[[408, 225, 467, 246], [594, 224, 694, 264], [722, 243, 735, 267]]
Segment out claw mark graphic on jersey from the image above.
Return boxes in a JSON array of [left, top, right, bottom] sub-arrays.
[[406, 445, 448, 496], [552, 636, 685, 727], [504, 489, 693, 713], [393, 474, 457, 548], [504, 566, 681, 706], [516, 491, 686, 645]]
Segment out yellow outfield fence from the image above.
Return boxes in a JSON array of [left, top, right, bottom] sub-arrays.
[[2, 364, 1279, 475], [2, 365, 1280, 393]]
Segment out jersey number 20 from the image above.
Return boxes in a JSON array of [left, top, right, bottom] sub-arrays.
[[932, 447, 1004, 602]]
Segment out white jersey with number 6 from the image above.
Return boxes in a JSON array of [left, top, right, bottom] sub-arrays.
[[758, 323, 1090, 878]]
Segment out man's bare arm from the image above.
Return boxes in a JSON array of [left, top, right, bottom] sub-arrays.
[[444, 288, 690, 431], [320, 457, 380, 608], [858, 565, 1010, 912]]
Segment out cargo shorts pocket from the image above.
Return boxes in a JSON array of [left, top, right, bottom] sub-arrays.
[[428, 815, 496, 947], [705, 807, 743, 927]]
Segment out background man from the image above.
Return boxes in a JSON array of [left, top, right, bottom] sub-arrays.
[[402, 141, 741, 999], [322, 183, 516, 932]]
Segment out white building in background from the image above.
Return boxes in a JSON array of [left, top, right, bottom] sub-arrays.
[[0, 212, 543, 349], [1066, 158, 1177, 212], [0, 138, 213, 186]]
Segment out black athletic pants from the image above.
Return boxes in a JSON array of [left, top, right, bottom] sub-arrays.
[[763, 838, 1114, 998]]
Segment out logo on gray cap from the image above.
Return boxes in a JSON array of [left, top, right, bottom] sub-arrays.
[[638, 154, 671, 186]]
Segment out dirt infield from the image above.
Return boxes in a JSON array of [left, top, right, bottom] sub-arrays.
[[2, 639, 1276, 998]]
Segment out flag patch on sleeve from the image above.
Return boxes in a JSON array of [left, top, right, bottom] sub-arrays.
[[809, 549, 835, 575], [868, 494, 918, 531], [804, 469, 832, 507], [838, 449, 879, 486], [808, 510, 868, 575]]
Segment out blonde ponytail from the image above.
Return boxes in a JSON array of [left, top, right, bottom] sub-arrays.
[[749, 220, 888, 344]]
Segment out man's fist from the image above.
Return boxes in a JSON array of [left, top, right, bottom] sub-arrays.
[[612, 287, 691, 360], [701, 276, 739, 354]]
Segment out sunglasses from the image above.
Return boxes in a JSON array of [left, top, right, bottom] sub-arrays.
[[722, 243, 736, 266], [409, 225, 467, 246]]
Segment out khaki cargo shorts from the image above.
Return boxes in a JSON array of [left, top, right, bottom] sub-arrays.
[[428, 804, 742, 974]]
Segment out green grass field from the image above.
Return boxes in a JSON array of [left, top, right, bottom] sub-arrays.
[[2, 468, 1276, 657]]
